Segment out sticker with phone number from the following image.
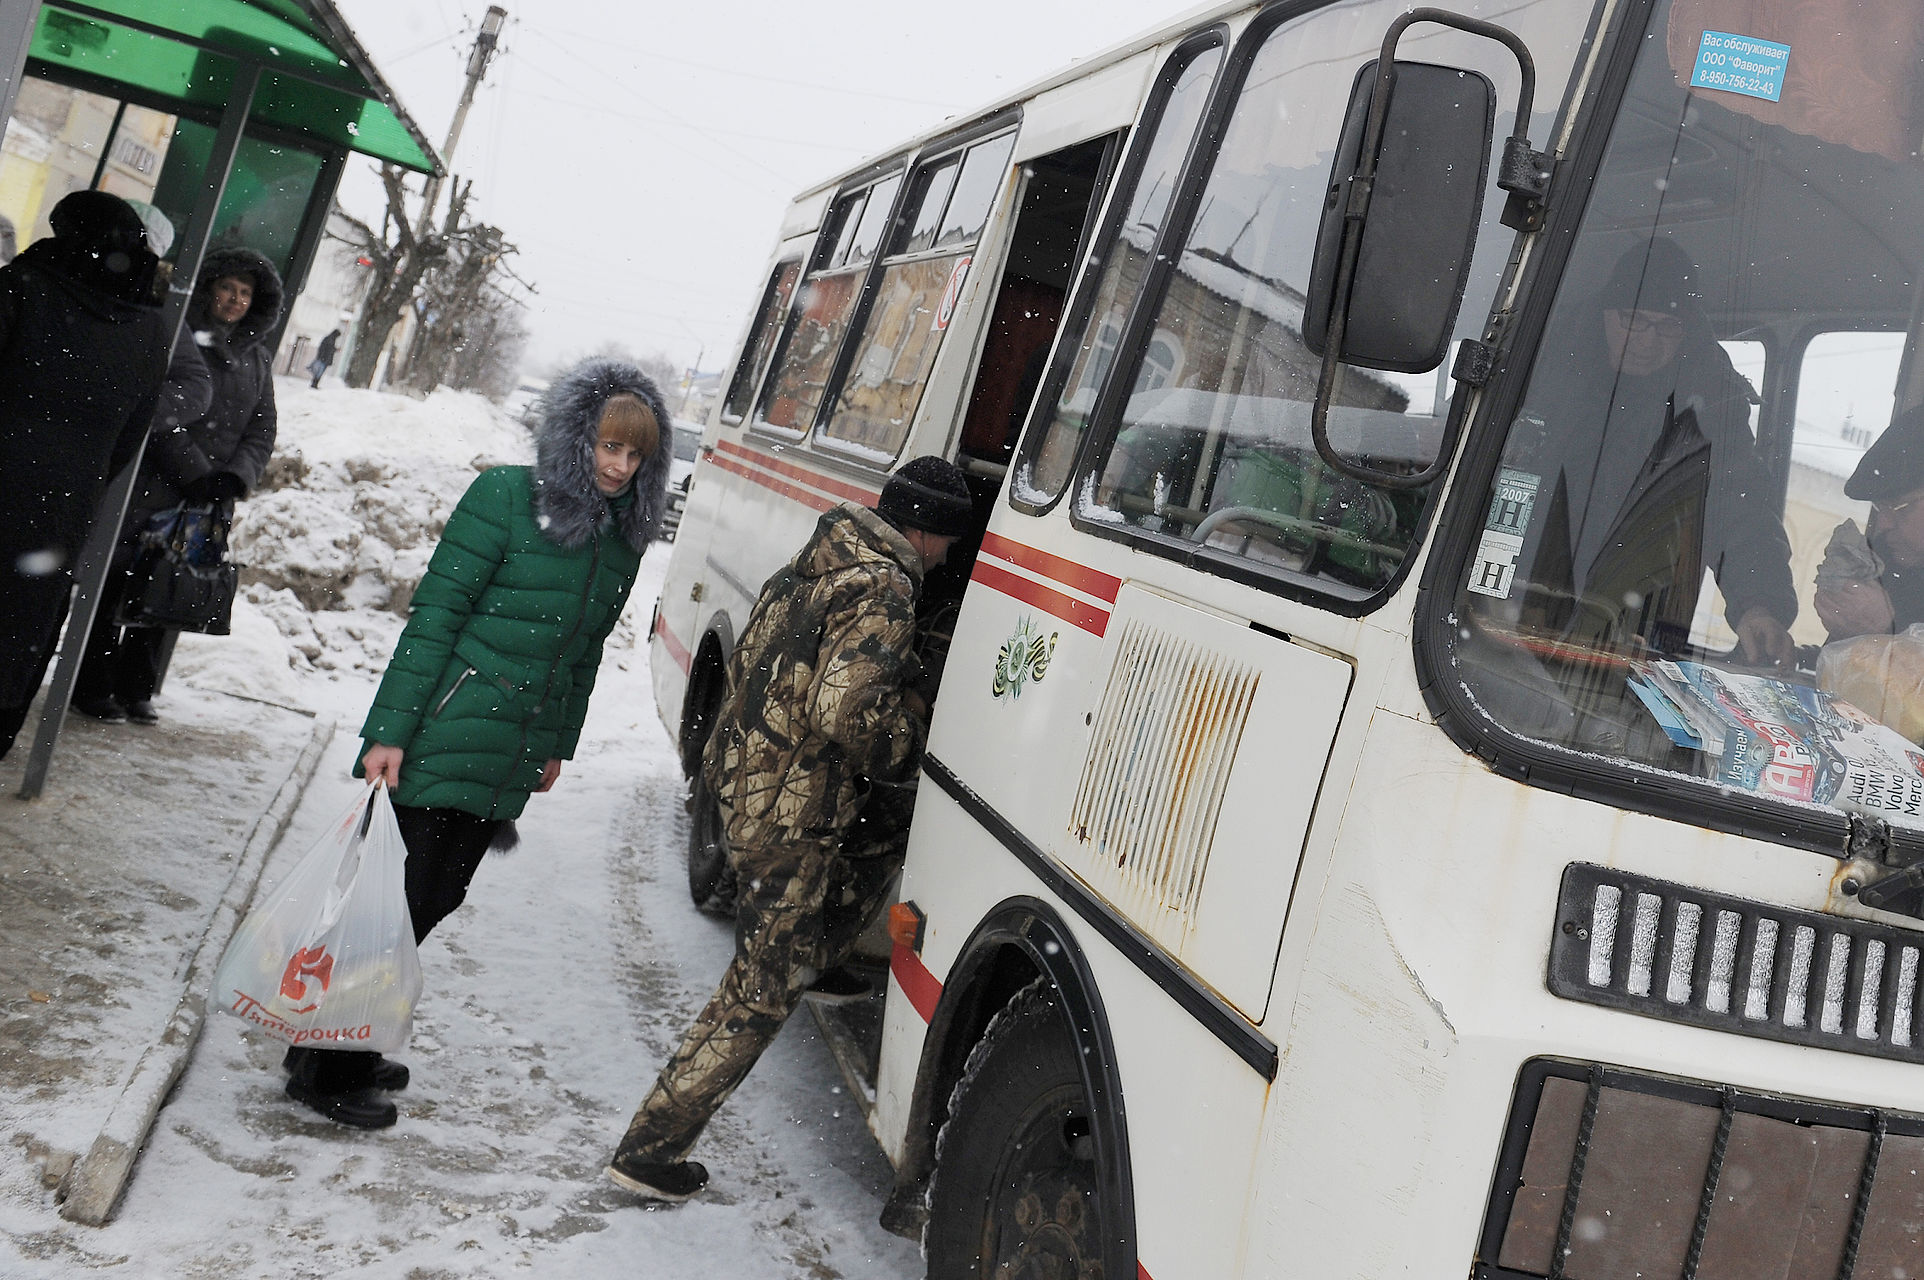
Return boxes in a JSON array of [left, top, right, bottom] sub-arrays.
[[1689, 30, 1789, 103]]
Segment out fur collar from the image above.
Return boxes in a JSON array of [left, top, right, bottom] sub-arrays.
[[533, 358, 675, 553], [191, 246, 283, 352]]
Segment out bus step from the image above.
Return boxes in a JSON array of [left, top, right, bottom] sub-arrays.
[[806, 964, 886, 1118]]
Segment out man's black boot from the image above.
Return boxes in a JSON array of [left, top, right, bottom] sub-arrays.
[[606, 1147, 709, 1203]]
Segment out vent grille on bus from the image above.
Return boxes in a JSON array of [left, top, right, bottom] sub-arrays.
[[1548, 863, 1924, 1065], [1066, 618, 1257, 935]]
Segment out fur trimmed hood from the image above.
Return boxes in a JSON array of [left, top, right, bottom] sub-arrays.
[[534, 357, 675, 553], [190, 246, 283, 352]]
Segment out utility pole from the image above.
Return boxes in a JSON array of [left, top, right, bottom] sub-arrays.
[[416, 6, 507, 241]]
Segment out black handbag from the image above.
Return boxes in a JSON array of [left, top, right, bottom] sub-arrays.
[[115, 502, 240, 635]]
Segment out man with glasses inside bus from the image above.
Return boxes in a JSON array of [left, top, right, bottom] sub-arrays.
[[1816, 405, 1924, 641], [605, 455, 974, 1204], [1501, 239, 1798, 666]]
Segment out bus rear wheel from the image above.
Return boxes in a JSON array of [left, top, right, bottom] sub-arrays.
[[925, 981, 1111, 1280], [685, 761, 735, 915]]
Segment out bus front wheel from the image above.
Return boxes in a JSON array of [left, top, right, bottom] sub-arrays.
[[925, 980, 1111, 1279]]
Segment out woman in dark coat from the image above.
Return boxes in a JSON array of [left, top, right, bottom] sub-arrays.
[[0, 191, 171, 758], [280, 357, 676, 1129], [75, 246, 283, 724]]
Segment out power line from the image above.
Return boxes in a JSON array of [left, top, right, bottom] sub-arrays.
[[527, 20, 968, 111]]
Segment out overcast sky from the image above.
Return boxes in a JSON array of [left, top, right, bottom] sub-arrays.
[[327, 0, 1195, 381]]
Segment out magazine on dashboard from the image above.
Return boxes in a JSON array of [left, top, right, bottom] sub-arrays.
[[1628, 660, 1924, 827]]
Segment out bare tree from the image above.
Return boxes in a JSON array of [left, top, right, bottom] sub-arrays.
[[404, 221, 516, 396], [332, 168, 471, 389], [445, 286, 532, 401]]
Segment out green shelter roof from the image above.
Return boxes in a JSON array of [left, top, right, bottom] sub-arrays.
[[29, 0, 442, 173]]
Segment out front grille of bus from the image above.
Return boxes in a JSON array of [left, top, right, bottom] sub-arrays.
[[1475, 1060, 1924, 1280], [1547, 863, 1924, 1065]]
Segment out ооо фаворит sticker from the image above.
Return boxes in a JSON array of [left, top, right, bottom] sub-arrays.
[[1690, 30, 1789, 103]]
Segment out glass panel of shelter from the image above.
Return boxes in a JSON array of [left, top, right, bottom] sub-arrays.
[[1, 72, 325, 283]]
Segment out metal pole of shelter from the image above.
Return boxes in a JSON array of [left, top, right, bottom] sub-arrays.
[[0, 1, 38, 132], [17, 59, 263, 800]]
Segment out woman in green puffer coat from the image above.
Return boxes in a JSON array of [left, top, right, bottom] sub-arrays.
[[283, 357, 675, 1130]]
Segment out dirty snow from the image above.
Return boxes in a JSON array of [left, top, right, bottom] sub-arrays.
[[0, 380, 920, 1278]]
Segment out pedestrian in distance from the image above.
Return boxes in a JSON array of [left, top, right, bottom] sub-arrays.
[[606, 454, 974, 1203], [75, 246, 282, 726], [0, 190, 172, 759], [308, 326, 341, 388], [281, 357, 675, 1129]]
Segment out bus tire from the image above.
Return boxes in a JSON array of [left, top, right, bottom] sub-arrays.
[[685, 762, 735, 914], [925, 979, 1111, 1279]]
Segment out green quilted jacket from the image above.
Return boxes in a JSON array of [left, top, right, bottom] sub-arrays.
[[357, 359, 674, 819]]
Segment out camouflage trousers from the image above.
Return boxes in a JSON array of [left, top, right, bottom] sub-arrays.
[[617, 831, 900, 1162]]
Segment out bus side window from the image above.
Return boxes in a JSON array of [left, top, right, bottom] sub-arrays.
[[955, 134, 1118, 473], [757, 175, 902, 434], [720, 258, 802, 425], [1009, 37, 1226, 511], [1074, 8, 1529, 600], [817, 132, 1018, 461]]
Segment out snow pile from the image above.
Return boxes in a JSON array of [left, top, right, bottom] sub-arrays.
[[170, 381, 536, 708]]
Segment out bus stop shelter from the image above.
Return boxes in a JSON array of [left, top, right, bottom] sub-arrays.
[[0, 0, 441, 795]]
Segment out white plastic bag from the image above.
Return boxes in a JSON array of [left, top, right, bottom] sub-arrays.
[[211, 783, 422, 1054]]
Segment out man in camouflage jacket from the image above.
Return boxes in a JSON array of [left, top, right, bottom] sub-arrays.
[[608, 456, 974, 1203]]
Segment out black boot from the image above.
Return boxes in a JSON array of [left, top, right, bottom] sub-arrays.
[[282, 1045, 409, 1092], [283, 1047, 397, 1129], [606, 1137, 708, 1203]]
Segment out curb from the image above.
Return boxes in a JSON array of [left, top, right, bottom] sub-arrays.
[[57, 716, 337, 1226]]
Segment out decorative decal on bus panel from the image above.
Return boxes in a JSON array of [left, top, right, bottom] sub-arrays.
[[1689, 30, 1790, 102], [973, 531, 1122, 637], [991, 616, 1058, 700], [708, 439, 881, 514]]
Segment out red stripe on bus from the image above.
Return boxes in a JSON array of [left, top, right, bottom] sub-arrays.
[[709, 450, 837, 513], [653, 610, 692, 675], [1139, 1265, 1153, 1280], [890, 942, 942, 1024], [971, 560, 1111, 637], [715, 438, 880, 505], [980, 531, 1122, 603]]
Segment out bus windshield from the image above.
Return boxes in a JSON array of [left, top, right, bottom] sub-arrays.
[[1446, 0, 1924, 832]]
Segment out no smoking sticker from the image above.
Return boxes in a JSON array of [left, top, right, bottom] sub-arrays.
[[934, 255, 971, 331]]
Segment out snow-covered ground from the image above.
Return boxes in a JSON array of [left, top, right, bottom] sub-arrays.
[[0, 380, 921, 1278]]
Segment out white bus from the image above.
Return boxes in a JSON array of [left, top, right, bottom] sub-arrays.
[[650, 0, 1924, 1275]]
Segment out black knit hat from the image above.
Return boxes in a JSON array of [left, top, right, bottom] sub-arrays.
[[1599, 238, 1702, 318], [1847, 404, 1924, 502], [878, 455, 973, 537]]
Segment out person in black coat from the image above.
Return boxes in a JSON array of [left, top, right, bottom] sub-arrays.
[[0, 191, 173, 759], [1498, 239, 1797, 664], [309, 327, 341, 388], [76, 245, 283, 725]]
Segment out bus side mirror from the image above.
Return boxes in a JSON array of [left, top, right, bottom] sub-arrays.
[[1302, 9, 1547, 491], [1304, 59, 1495, 375]]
